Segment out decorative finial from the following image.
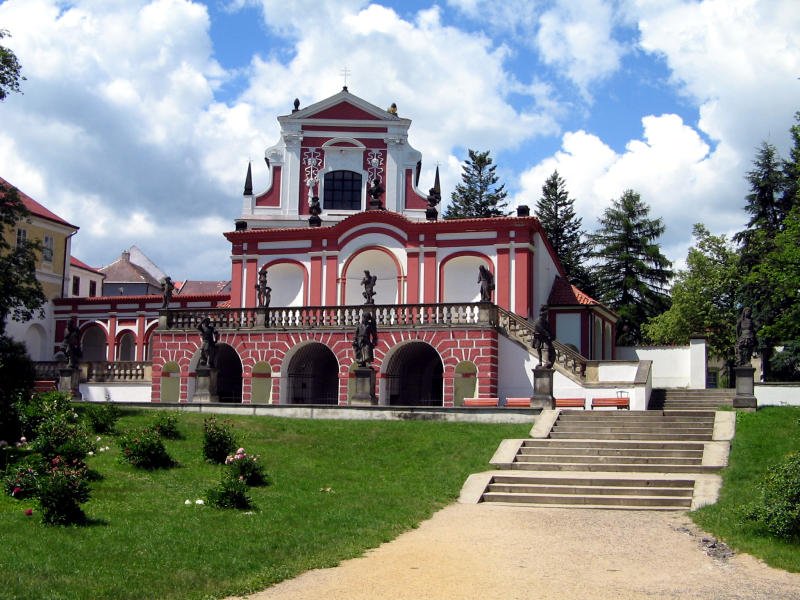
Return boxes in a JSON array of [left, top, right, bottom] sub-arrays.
[[387, 102, 397, 115], [340, 66, 351, 91], [293, 98, 300, 112], [243, 162, 253, 196]]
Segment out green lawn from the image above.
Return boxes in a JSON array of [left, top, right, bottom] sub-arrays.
[[692, 405, 800, 571], [0, 410, 529, 600]]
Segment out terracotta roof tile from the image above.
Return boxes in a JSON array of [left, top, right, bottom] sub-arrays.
[[0, 176, 78, 229], [70, 256, 104, 275], [547, 276, 600, 306]]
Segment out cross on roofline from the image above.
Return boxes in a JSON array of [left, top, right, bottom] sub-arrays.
[[340, 66, 351, 90]]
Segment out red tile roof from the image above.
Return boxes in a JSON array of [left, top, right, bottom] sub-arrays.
[[70, 256, 104, 275], [547, 276, 600, 306], [0, 176, 78, 230]]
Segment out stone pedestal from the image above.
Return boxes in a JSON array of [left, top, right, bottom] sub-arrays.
[[733, 365, 757, 411], [194, 366, 219, 403], [58, 367, 80, 397], [351, 366, 377, 405], [530, 366, 555, 410]]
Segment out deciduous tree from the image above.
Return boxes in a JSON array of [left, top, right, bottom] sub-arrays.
[[0, 29, 25, 101]]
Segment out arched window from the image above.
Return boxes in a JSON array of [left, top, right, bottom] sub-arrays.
[[323, 170, 362, 210]]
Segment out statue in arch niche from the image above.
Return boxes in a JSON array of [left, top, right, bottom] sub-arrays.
[[255, 269, 272, 308], [361, 270, 377, 305], [478, 265, 495, 303]]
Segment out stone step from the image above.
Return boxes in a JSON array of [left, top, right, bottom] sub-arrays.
[[521, 440, 706, 450], [558, 414, 715, 423], [489, 475, 695, 488], [514, 454, 702, 465], [519, 447, 703, 458], [510, 462, 721, 473], [487, 482, 693, 497], [478, 501, 688, 511], [481, 491, 692, 508], [551, 425, 713, 435], [549, 431, 713, 441]]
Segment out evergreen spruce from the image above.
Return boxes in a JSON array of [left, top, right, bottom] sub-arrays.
[[443, 149, 509, 219], [535, 170, 593, 295], [590, 189, 673, 345]]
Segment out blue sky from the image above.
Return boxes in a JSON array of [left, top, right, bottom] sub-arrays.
[[0, 0, 798, 281]]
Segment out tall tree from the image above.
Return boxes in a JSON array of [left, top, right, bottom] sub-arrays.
[[535, 170, 593, 295], [443, 149, 509, 219], [0, 182, 46, 335], [643, 224, 741, 366], [0, 29, 25, 101], [590, 189, 673, 345], [734, 140, 791, 379]]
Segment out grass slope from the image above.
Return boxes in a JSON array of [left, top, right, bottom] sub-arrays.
[[692, 406, 800, 571], [0, 410, 528, 599]]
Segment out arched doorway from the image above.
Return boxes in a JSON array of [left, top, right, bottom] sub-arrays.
[[23, 324, 48, 361], [251, 361, 272, 404], [161, 362, 180, 403], [285, 343, 338, 405], [215, 344, 243, 403], [81, 324, 107, 361], [383, 342, 443, 406], [116, 331, 136, 361]]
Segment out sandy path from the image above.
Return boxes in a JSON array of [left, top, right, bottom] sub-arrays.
[[229, 503, 800, 600]]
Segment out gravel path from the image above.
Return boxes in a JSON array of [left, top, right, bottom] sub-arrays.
[[229, 503, 800, 600]]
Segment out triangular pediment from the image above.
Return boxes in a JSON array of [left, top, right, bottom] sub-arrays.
[[285, 89, 401, 123]]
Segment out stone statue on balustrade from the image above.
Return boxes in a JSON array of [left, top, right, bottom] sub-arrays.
[[736, 307, 757, 367], [532, 306, 555, 369], [160, 276, 175, 309], [353, 312, 378, 367], [197, 317, 219, 368], [362, 270, 377, 305], [255, 269, 272, 308], [61, 318, 82, 370], [478, 265, 495, 303]]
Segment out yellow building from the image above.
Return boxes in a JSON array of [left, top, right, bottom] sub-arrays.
[[1, 176, 78, 359]]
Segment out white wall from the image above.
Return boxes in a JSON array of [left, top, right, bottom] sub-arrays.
[[497, 334, 535, 399], [79, 383, 152, 403], [617, 345, 698, 388], [755, 383, 800, 406]]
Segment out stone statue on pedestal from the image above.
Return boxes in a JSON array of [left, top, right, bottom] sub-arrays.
[[197, 317, 219, 368], [361, 270, 377, 305], [532, 306, 555, 369], [353, 313, 378, 367], [160, 276, 175, 309], [62, 318, 82, 369], [478, 265, 495, 303], [736, 307, 757, 367], [255, 270, 272, 308]]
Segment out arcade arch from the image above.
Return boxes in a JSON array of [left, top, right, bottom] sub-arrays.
[[284, 343, 339, 405], [216, 344, 243, 403], [342, 247, 402, 305], [440, 254, 492, 303], [81, 324, 107, 361], [382, 342, 443, 406]]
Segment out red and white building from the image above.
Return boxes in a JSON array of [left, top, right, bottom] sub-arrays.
[[55, 88, 623, 407]]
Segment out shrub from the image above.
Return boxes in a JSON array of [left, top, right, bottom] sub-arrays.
[[119, 427, 176, 470], [3, 457, 41, 499], [745, 451, 800, 539], [206, 473, 253, 510], [36, 456, 91, 525], [151, 412, 181, 440], [83, 402, 121, 434], [202, 417, 236, 464], [0, 335, 36, 442], [32, 410, 95, 463], [15, 391, 73, 440], [225, 448, 269, 486]]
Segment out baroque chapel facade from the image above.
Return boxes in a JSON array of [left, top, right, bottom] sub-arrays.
[[56, 88, 617, 406]]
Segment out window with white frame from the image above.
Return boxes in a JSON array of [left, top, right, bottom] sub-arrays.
[[42, 235, 54, 262], [16, 228, 27, 247]]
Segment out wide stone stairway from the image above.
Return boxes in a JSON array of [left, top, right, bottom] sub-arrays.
[[461, 392, 735, 511]]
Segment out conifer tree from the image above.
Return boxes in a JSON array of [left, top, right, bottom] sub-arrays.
[[443, 149, 508, 219], [590, 189, 673, 345], [535, 170, 592, 295]]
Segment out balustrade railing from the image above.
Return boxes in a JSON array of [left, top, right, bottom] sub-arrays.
[[495, 306, 588, 381], [85, 361, 150, 382], [161, 303, 489, 331], [34, 361, 63, 381]]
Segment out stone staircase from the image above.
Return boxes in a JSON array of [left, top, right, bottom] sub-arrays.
[[649, 388, 735, 411], [462, 403, 734, 511]]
